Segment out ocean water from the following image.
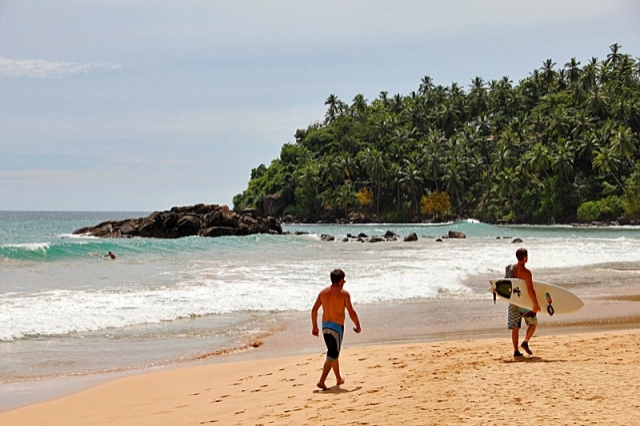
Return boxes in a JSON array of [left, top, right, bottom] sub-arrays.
[[2, 211, 640, 392]]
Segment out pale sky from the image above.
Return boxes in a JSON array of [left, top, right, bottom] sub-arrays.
[[1, 1, 639, 211]]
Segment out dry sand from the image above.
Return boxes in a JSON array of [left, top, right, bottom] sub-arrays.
[[2, 329, 640, 426]]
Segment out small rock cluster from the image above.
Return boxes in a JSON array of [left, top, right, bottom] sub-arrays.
[[292, 229, 471, 243]]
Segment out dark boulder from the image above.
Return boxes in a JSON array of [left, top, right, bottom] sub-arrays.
[[618, 217, 632, 225], [448, 230, 466, 239], [404, 232, 418, 242], [177, 215, 201, 236], [384, 230, 398, 239]]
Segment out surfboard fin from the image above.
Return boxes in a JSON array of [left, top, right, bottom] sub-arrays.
[[492, 291, 496, 304]]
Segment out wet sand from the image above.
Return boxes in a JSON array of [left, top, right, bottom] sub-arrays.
[[2, 329, 640, 425]]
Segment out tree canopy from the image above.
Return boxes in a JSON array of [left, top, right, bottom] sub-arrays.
[[233, 45, 640, 223]]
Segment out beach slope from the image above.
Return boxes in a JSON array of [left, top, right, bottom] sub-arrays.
[[2, 330, 640, 425]]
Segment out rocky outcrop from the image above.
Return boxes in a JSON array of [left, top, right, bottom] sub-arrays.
[[73, 204, 282, 239]]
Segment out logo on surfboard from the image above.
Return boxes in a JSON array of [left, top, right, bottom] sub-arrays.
[[546, 292, 555, 316]]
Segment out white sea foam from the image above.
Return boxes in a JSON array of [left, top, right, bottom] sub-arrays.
[[58, 233, 97, 239], [2, 223, 640, 342], [1, 242, 50, 252]]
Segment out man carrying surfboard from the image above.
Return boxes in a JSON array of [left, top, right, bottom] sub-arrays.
[[311, 269, 362, 390], [508, 248, 540, 358]]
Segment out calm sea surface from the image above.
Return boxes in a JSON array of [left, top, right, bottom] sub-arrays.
[[2, 211, 640, 393]]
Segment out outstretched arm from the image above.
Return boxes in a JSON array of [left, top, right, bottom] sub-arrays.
[[311, 295, 321, 336], [345, 292, 361, 333]]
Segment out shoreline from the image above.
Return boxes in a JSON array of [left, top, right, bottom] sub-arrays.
[[2, 258, 640, 417], [2, 327, 640, 425], [3, 284, 640, 415]]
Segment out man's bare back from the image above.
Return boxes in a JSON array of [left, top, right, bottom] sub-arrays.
[[312, 282, 361, 336], [318, 286, 349, 324]]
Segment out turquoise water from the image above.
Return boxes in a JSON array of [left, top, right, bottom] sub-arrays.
[[3, 213, 639, 263], [1, 211, 640, 390]]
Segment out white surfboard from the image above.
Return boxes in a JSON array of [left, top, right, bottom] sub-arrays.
[[489, 278, 584, 316]]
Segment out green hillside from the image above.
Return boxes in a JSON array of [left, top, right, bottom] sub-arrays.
[[234, 44, 640, 224]]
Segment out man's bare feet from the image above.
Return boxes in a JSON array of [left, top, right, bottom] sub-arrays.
[[317, 382, 329, 391], [336, 377, 345, 386]]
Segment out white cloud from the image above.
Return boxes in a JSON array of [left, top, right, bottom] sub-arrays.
[[0, 57, 121, 78]]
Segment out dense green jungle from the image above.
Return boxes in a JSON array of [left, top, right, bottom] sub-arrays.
[[233, 44, 640, 224]]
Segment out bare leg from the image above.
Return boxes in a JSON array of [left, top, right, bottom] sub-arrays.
[[317, 359, 333, 390], [332, 359, 344, 385], [524, 324, 536, 343], [511, 328, 520, 351]]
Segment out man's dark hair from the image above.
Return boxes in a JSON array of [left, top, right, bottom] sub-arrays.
[[330, 269, 345, 284], [516, 248, 528, 261]]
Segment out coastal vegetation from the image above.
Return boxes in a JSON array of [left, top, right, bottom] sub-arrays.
[[233, 45, 640, 223]]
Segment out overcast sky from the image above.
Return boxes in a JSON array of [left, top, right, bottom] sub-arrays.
[[1, 1, 639, 211]]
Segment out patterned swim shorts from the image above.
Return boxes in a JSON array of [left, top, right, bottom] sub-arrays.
[[508, 304, 538, 329]]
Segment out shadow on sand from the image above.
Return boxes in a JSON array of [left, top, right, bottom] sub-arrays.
[[502, 356, 568, 364], [314, 385, 363, 394]]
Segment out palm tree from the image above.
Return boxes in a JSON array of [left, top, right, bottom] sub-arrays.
[[351, 94, 368, 119], [334, 183, 356, 217], [606, 43, 622, 67], [421, 132, 444, 190], [493, 167, 520, 201], [573, 130, 600, 171], [540, 59, 557, 90], [359, 148, 388, 217], [399, 161, 424, 215], [588, 87, 609, 116], [389, 162, 402, 212], [419, 76, 434, 96], [324, 94, 339, 124], [592, 146, 623, 189], [441, 161, 464, 209], [297, 163, 321, 194], [391, 93, 404, 115], [610, 126, 638, 168], [580, 58, 599, 91], [322, 155, 344, 188], [570, 110, 595, 140], [546, 108, 570, 138], [551, 138, 574, 183], [335, 153, 360, 182], [525, 142, 551, 177], [564, 57, 581, 83]]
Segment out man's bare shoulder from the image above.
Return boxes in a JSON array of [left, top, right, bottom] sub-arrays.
[[514, 265, 532, 279]]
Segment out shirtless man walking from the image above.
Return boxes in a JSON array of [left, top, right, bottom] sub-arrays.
[[509, 248, 540, 357], [311, 269, 362, 390]]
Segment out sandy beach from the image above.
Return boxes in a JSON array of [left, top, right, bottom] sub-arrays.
[[2, 326, 640, 425], [3, 261, 640, 425]]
